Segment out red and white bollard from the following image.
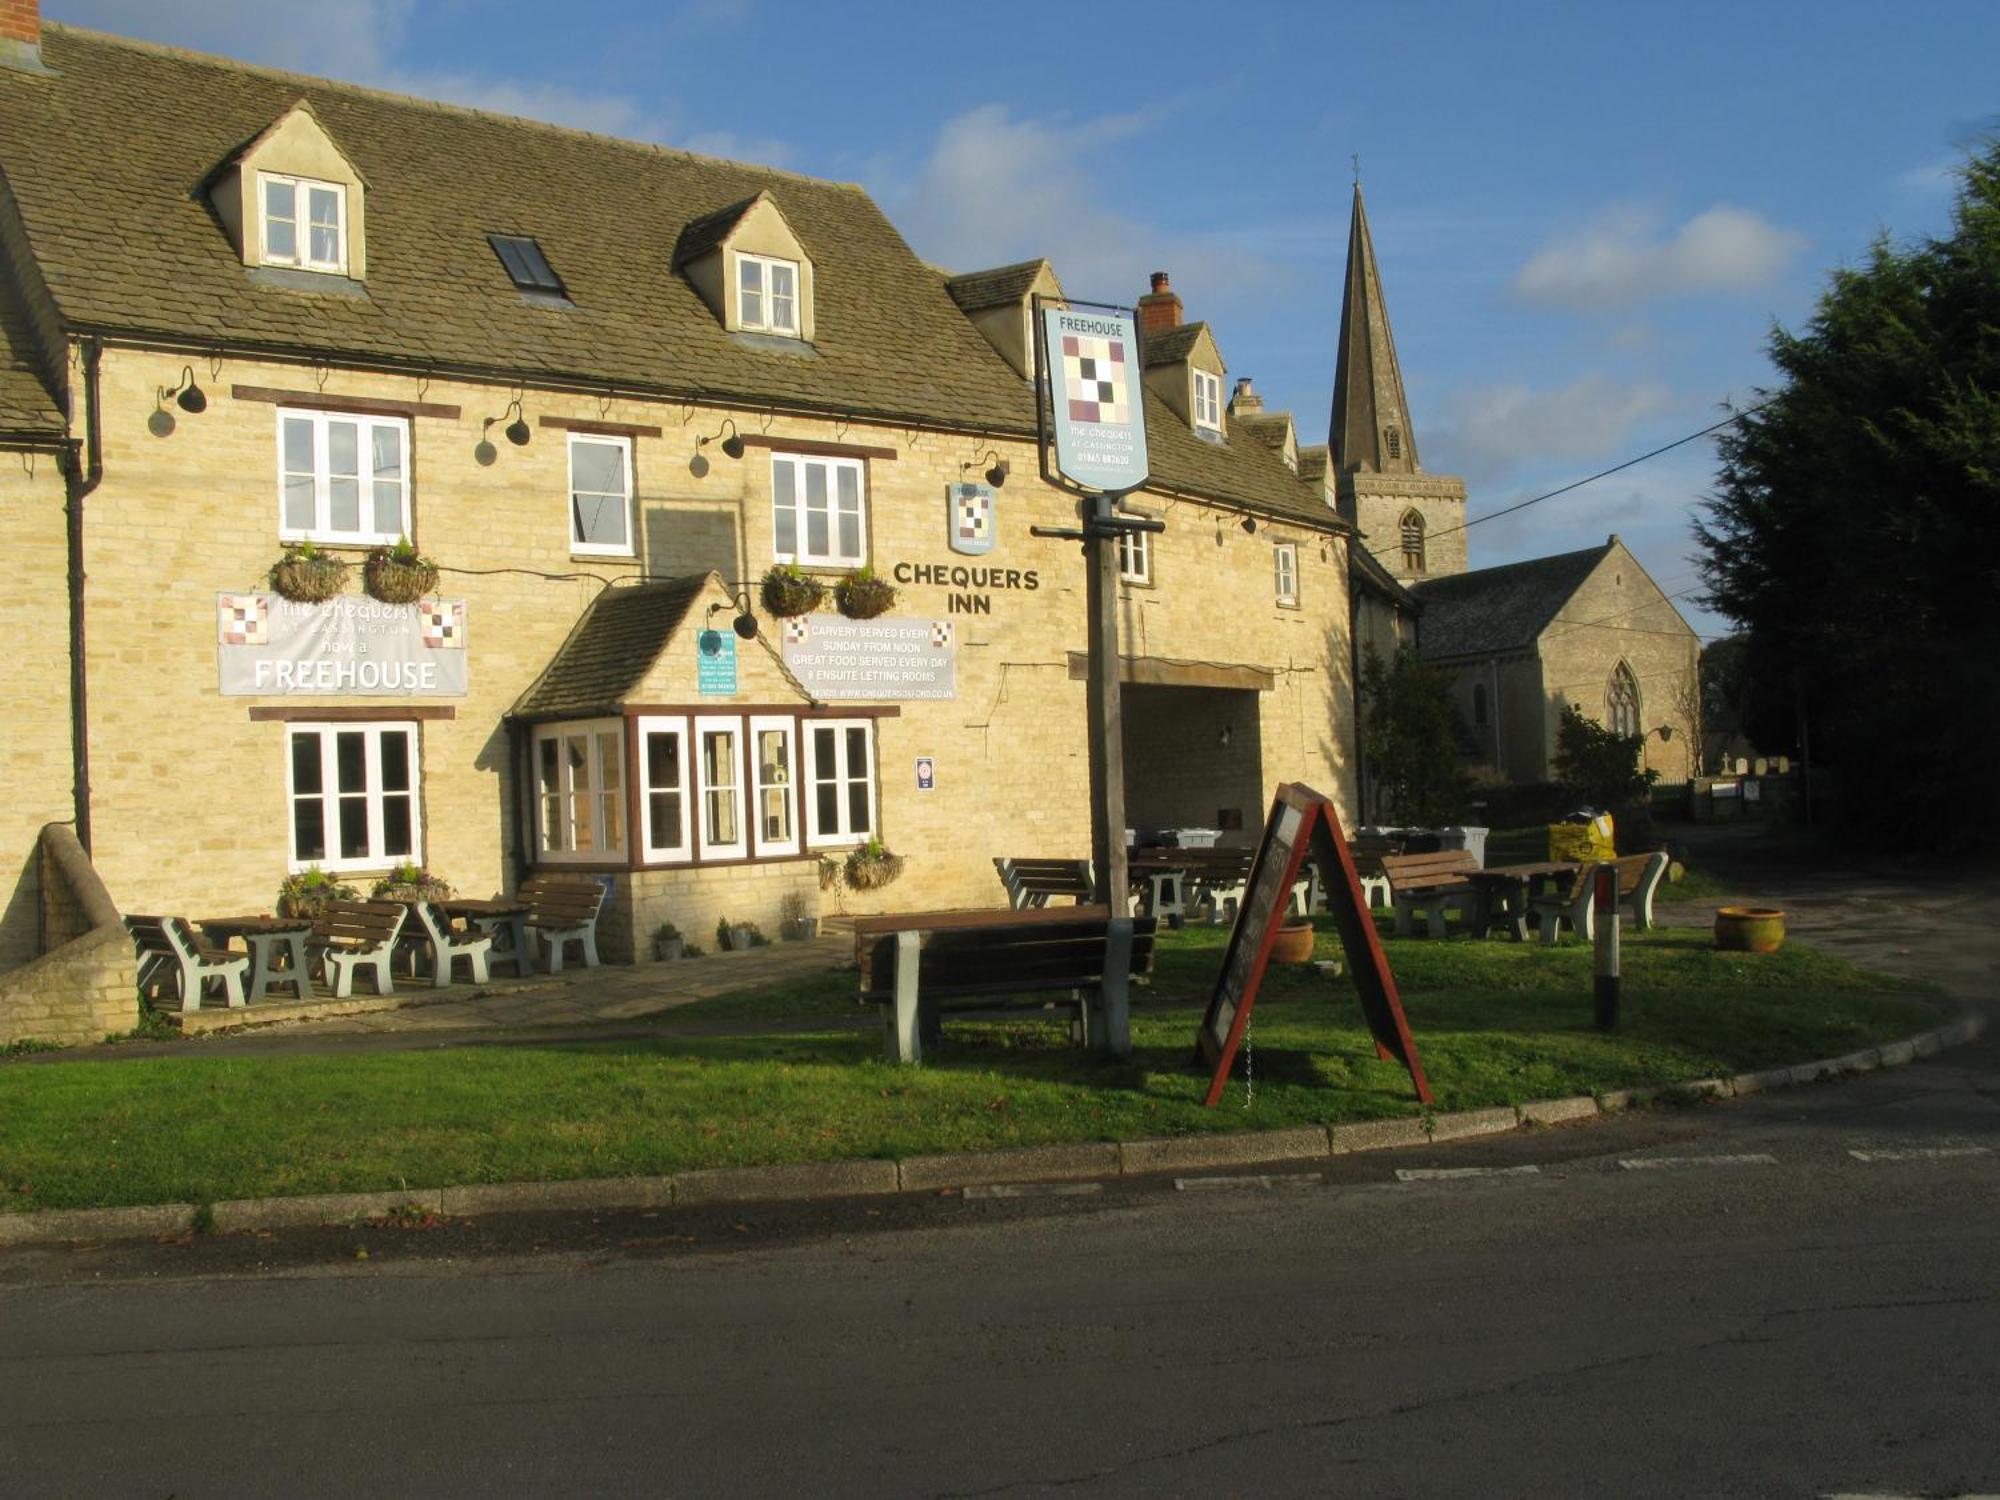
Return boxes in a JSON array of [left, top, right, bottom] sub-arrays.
[[1593, 864, 1620, 1030]]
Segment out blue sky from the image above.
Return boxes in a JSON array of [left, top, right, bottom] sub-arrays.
[[53, 0, 2000, 639]]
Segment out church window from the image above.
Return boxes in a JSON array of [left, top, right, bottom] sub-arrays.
[[1473, 684, 1489, 727], [1384, 426, 1402, 460], [1399, 509, 1425, 573], [1607, 662, 1641, 738]]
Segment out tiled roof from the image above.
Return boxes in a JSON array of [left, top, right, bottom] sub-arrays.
[[1409, 543, 1613, 659], [0, 26, 1342, 529], [944, 259, 1050, 313], [1231, 411, 1292, 452], [0, 273, 61, 437], [1349, 541, 1419, 609], [1142, 323, 1206, 367], [512, 575, 709, 719], [671, 193, 763, 270]]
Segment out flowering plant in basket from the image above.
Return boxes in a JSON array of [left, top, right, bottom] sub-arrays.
[[761, 563, 825, 617], [842, 839, 904, 890], [363, 537, 440, 604], [369, 863, 454, 902], [269, 542, 350, 603], [276, 867, 358, 919], [834, 566, 896, 620]]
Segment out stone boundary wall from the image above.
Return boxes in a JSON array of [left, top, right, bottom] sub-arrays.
[[0, 824, 136, 1046]]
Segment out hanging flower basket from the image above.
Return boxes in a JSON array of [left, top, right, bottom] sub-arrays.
[[761, 564, 826, 618], [369, 865, 454, 903], [276, 868, 358, 920], [834, 568, 897, 620], [842, 843, 904, 891], [364, 544, 440, 605], [269, 546, 350, 603]]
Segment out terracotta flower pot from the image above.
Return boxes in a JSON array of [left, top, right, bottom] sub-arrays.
[[1714, 905, 1786, 954], [1269, 920, 1316, 964]]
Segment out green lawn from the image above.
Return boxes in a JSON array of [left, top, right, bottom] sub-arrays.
[[0, 923, 1939, 1213]]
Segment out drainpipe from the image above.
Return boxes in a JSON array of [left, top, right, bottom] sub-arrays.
[[64, 336, 104, 853]]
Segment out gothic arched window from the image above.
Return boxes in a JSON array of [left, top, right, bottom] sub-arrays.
[[1607, 662, 1641, 738], [1384, 426, 1402, 461], [1472, 684, 1489, 727], [1399, 509, 1426, 573]]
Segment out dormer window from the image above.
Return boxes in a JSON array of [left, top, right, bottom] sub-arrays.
[[259, 172, 346, 274], [738, 253, 799, 336], [1192, 369, 1222, 435]]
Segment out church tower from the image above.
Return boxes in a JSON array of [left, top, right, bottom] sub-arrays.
[[1329, 184, 1468, 581]]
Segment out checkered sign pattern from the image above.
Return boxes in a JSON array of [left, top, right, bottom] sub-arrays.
[[218, 594, 269, 645], [930, 620, 953, 649], [421, 600, 465, 650], [784, 617, 811, 646], [1060, 333, 1130, 425]]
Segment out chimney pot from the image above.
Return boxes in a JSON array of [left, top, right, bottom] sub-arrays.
[[1150, 271, 1170, 293], [1137, 269, 1182, 335]]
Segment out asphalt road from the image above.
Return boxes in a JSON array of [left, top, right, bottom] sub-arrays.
[[5, 1027, 1996, 1499]]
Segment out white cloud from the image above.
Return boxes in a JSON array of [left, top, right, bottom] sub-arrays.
[[1431, 374, 1674, 487], [1513, 205, 1804, 310], [889, 103, 1270, 307]]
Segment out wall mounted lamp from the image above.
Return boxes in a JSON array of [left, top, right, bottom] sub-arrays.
[[1650, 724, 1675, 742], [503, 399, 531, 446], [167, 365, 207, 414], [704, 418, 746, 459], [707, 591, 760, 640], [963, 449, 1008, 487], [1240, 514, 1258, 535]]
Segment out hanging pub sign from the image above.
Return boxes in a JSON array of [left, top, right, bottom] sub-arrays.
[[1194, 782, 1431, 1108], [217, 592, 467, 697], [1040, 302, 1150, 495], [947, 482, 997, 556]]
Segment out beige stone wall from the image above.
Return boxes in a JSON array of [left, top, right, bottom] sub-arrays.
[[0, 452, 72, 973], [0, 826, 137, 1044], [1342, 472, 1469, 583], [1534, 544, 1699, 783], [71, 344, 1355, 949], [1440, 651, 1547, 784]]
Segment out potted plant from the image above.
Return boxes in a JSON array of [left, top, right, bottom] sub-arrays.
[[369, 864, 454, 902], [716, 916, 759, 952], [363, 536, 440, 604], [653, 921, 684, 962], [833, 566, 896, 619], [276, 866, 358, 920], [760, 563, 825, 618], [842, 839, 904, 891], [269, 542, 350, 603], [779, 892, 818, 941], [1270, 917, 1317, 964]]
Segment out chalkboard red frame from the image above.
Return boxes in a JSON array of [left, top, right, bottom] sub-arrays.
[[1194, 782, 1432, 1108]]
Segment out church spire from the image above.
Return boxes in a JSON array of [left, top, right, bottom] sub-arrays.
[[1329, 183, 1420, 475]]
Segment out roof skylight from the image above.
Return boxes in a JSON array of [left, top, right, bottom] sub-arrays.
[[488, 233, 565, 296]]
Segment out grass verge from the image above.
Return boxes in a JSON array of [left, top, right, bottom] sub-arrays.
[[0, 925, 1940, 1213]]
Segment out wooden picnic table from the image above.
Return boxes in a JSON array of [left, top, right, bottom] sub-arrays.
[[1462, 861, 1584, 941], [197, 915, 314, 1002]]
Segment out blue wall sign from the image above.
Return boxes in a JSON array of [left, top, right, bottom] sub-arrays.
[[696, 629, 737, 695]]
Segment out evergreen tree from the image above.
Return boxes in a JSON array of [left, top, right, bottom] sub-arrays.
[[1694, 141, 2000, 848], [1359, 647, 1471, 827]]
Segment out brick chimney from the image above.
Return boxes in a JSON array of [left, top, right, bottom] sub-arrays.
[[1229, 377, 1263, 415], [1, 0, 45, 72], [1137, 270, 1182, 335]]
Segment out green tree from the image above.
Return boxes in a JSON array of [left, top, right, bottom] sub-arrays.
[[1553, 704, 1652, 813], [1694, 141, 2000, 849], [1359, 647, 1471, 826]]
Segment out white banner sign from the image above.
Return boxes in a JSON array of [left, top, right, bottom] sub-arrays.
[[217, 593, 468, 697], [779, 615, 956, 701]]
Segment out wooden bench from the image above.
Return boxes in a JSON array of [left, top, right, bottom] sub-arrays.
[[1348, 835, 1404, 910], [310, 900, 408, 997], [993, 857, 1094, 909], [1531, 851, 1671, 945], [1382, 850, 1482, 937], [126, 914, 250, 1010], [519, 875, 608, 972], [855, 906, 1157, 1064]]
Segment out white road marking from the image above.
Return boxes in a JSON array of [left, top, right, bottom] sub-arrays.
[[1847, 1146, 1992, 1162], [1173, 1173, 1325, 1192], [1618, 1153, 1778, 1170], [1395, 1165, 1542, 1181], [962, 1182, 1103, 1200]]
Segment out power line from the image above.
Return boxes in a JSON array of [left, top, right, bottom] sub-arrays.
[[1429, 399, 1774, 542]]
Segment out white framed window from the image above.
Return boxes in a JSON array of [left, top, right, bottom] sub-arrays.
[[1274, 542, 1299, 606], [534, 719, 626, 862], [695, 716, 748, 859], [278, 408, 410, 545], [772, 454, 867, 568], [1118, 526, 1151, 585], [750, 715, 800, 857], [737, 252, 799, 336], [568, 433, 633, 556], [259, 172, 347, 274], [806, 719, 876, 846], [636, 715, 692, 864], [1192, 368, 1222, 433], [287, 722, 419, 873]]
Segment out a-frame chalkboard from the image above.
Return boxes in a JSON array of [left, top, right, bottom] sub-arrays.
[[1194, 782, 1431, 1108]]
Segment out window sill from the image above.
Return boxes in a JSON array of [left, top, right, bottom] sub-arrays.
[[248, 267, 370, 299], [729, 330, 820, 359]]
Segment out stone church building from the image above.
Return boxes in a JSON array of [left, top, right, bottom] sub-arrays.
[[1328, 186, 1701, 801]]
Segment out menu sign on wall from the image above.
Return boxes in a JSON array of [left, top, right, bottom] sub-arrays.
[[217, 593, 468, 697], [779, 615, 956, 701]]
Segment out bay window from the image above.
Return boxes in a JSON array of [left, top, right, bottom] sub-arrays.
[[750, 715, 799, 856], [636, 715, 692, 863], [695, 715, 746, 860], [806, 719, 876, 845], [534, 720, 625, 861]]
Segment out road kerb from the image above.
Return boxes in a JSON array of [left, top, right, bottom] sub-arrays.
[[900, 1142, 1120, 1192], [0, 1202, 195, 1245], [1329, 1116, 1430, 1154], [1120, 1127, 1333, 1177], [210, 1188, 445, 1232], [441, 1176, 675, 1216], [673, 1160, 899, 1205], [1427, 1106, 1518, 1143], [1516, 1096, 1599, 1127]]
